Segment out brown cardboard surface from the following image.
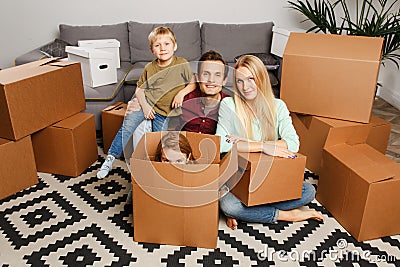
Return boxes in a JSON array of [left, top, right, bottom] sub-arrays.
[[366, 116, 392, 154], [230, 152, 306, 206], [0, 136, 38, 200], [318, 143, 400, 241], [281, 33, 383, 123], [0, 58, 86, 140], [130, 131, 238, 248], [291, 113, 391, 174], [101, 102, 126, 153], [32, 113, 97, 177]]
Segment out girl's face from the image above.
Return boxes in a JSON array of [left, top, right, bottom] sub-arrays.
[[161, 148, 189, 164], [235, 66, 258, 102]]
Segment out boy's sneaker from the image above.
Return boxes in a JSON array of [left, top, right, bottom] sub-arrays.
[[97, 155, 115, 179]]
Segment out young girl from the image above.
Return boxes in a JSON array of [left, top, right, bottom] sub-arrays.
[[154, 131, 195, 164], [216, 55, 323, 230]]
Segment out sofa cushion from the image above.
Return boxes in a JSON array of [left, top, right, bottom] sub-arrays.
[[59, 22, 130, 62], [128, 21, 201, 63], [39, 38, 71, 58], [201, 22, 274, 63]]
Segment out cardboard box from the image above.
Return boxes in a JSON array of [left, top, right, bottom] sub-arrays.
[[78, 39, 121, 68], [66, 46, 117, 87], [317, 143, 400, 241], [130, 132, 238, 248], [0, 136, 38, 200], [0, 58, 86, 140], [291, 113, 391, 174], [101, 102, 127, 153], [101, 102, 152, 156], [281, 33, 383, 123], [230, 152, 306, 206], [32, 112, 98, 177], [366, 115, 392, 154]]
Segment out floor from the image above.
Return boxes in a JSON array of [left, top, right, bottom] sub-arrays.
[[0, 97, 399, 266]]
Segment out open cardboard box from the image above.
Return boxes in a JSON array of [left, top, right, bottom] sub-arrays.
[[101, 102, 127, 153], [281, 33, 383, 123], [0, 58, 86, 140], [130, 131, 238, 248], [32, 113, 98, 177], [230, 152, 306, 206], [317, 143, 400, 241], [291, 113, 391, 174], [0, 136, 38, 200]]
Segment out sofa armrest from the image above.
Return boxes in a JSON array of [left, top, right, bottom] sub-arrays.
[[14, 49, 47, 66]]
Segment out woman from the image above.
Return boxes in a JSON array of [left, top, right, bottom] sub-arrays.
[[216, 55, 323, 230], [154, 131, 195, 164]]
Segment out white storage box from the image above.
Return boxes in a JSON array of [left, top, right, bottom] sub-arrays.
[[271, 27, 305, 58], [78, 39, 121, 68], [66, 46, 117, 88]]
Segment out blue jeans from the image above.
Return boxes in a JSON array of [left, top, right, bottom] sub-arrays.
[[108, 109, 169, 158], [219, 182, 316, 223]]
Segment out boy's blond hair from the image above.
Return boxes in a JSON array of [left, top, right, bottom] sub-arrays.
[[148, 26, 177, 48]]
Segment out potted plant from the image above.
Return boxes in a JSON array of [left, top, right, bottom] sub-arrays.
[[288, 0, 400, 68]]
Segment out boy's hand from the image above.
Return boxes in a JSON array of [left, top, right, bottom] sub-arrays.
[[125, 98, 141, 115], [142, 102, 155, 120], [172, 91, 185, 108]]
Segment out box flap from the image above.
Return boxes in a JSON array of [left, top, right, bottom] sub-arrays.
[[285, 33, 383, 61], [52, 113, 92, 129], [103, 101, 125, 112], [0, 58, 76, 84], [78, 39, 121, 48], [66, 46, 114, 58], [369, 115, 391, 127], [325, 143, 395, 183], [218, 145, 239, 187]]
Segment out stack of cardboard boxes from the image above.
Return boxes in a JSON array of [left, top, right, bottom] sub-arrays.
[[0, 58, 98, 200], [281, 32, 400, 241]]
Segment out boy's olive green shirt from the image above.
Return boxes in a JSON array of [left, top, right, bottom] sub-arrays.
[[137, 56, 193, 117]]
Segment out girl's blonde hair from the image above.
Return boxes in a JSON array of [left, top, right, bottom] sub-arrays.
[[233, 55, 277, 141], [148, 26, 177, 48]]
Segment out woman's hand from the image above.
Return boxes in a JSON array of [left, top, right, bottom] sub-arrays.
[[125, 98, 141, 115], [262, 142, 297, 158], [225, 135, 249, 144], [171, 91, 185, 108], [142, 102, 155, 120]]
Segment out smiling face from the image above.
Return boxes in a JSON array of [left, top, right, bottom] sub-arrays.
[[161, 148, 189, 164], [151, 34, 177, 66], [198, 60, 227, 97], [235, 66, 258, 102]]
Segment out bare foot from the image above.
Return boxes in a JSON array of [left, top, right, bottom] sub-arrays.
[[226, 217, 238, 230], [277, 209, 324, 222]]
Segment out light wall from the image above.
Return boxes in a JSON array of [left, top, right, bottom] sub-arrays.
[[1, 0, 398, 108]]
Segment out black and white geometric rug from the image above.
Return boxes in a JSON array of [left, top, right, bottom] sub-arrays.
[[1, 147, 399, 266]]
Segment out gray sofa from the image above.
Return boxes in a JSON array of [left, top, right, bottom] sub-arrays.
[[15, 21, 279, 130]]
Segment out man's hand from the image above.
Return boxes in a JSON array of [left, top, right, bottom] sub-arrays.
[[171, 90, 186, 108], [125, 98, 141, 115]]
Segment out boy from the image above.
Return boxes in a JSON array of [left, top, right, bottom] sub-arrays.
[[97, 26, 196, 179]]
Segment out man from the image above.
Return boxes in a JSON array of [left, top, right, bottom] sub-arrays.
[[126, 50, 230, 134]]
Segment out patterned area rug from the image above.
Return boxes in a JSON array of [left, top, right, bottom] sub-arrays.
[[0, 147, 399, 267]]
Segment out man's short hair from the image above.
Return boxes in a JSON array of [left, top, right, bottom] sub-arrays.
[[198, 50, 228, 79]]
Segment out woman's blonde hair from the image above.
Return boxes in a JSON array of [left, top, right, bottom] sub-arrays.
[[233, 55, 277, 141], [148, 26, 177, 49]]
